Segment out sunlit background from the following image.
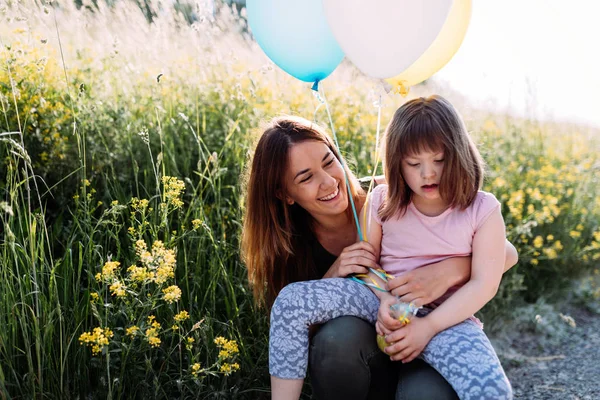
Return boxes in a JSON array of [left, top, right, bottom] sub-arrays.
[[436, 0, 600, 128]]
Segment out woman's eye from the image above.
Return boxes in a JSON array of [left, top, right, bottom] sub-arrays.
[[435, 159, 445, 163], [324, 159, 335, 167], [408, 163, 419, 167], [300, 175, 312, 183]]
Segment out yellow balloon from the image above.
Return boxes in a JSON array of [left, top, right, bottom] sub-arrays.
[[384, 0, 472, 95]]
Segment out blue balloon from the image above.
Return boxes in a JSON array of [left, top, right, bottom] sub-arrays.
[[247, 0, 344, 85]]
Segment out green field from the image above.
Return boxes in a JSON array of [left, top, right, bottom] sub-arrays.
[[1, 2, 599, 398]]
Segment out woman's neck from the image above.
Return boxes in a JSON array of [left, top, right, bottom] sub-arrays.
[[313, 213, 357, 256]]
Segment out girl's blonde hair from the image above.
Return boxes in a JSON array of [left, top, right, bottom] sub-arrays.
[[380, 95, 484, 221], [241, 116, 364, 308]]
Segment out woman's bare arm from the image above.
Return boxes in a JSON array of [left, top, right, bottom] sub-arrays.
[[388, 239, 518, 306]]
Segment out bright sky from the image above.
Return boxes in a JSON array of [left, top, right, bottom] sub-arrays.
[[435, 0, 600, 128]]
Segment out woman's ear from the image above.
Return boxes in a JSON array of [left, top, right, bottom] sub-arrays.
[[276, 190, 294, 205]]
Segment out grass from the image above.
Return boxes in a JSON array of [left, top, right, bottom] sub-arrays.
[[1, 1, 599, 398]]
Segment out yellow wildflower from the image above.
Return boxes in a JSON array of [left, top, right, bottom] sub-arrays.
[[110, 281, 127, 297], [126, 326, 139, 337], [192, 219, 202, 229], [174, 310, 190, 322], [79, 327, 113, 355], [162, 285, 182, 303], [533, 236, 544, 249], [191, 362, 202, 377], [219, 362, 240, 376]]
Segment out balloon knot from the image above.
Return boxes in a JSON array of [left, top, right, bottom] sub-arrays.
[[311, 80, 320, 92], [393, 80, 410, 97]]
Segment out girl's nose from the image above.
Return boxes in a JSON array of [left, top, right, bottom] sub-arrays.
[[421, 164, 435, 179]]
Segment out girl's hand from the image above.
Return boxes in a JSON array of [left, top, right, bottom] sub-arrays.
[[323, 241, 378, 278], [382, 317, 437, 363], [376, 294, 405, 334], [387, 257, 470, 306]]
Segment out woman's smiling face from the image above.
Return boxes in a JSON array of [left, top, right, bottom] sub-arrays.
[[283, 140, 348, 218]]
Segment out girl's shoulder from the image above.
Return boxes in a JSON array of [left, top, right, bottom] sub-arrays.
[[370, 184, 388, 204], [468, 191, 501, 230]]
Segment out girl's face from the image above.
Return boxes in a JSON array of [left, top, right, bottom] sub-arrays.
[[401, 149, 445, 204], [283, 140, 348, 218]]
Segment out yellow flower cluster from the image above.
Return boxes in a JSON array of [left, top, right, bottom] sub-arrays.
[[191, 362, 202, 377], [162, 176, 185, 208], [219, 363, 240, 376], [109, 281, 127, 297], [127, 265, 153, 282], [95, 261, 120, 282], [126, 326, 139, 338], [162, 285, 182, 303], [145, 316, 162, 347], [79, 327, 114, 355], [131, 197, 150, 212], [174, 310, 189, 322], [214, 336, 239, 359], [134, 240, 176, 284], [192, 219, 202, 230], [186, 337, 195, 350]]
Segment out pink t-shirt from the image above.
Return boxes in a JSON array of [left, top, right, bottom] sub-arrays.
[[369, 184, 501, 307]]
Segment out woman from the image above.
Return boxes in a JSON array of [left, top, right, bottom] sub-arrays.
[[241, 116, 518, 399]]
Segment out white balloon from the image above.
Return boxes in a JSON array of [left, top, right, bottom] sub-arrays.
[[323, 0, 453, 79]]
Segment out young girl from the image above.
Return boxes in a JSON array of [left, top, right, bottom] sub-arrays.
[[269, 96, 513, 400]]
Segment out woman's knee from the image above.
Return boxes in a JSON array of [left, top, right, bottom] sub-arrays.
[[310, 317, 394, 400], [396, 359, 458, 400], [311, 316, 378, 363]]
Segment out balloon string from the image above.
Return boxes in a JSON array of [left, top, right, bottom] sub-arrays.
[[318, 84, 364, 242], [363, 94, 383, 241]]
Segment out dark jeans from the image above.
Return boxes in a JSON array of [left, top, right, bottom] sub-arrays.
[[309, 316, 458, 400]]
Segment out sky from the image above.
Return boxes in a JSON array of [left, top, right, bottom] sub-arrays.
[[434, 1, 600, 128]]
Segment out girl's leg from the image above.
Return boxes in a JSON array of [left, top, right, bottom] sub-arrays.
[[269, 278, 379, 386], [420, 319, 513, 400]]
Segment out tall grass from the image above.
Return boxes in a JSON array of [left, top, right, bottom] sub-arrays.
[[1, 1, 599, 398]]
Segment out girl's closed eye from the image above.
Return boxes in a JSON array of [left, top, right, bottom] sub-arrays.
[[324, 158, 335, 167]]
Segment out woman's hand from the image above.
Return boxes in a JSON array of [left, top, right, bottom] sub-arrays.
[[323, 241, 378, 278], [387, 257, 471, 306], [382, 317, 437, 363]]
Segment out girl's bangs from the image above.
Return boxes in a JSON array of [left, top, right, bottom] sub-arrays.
[[399, 113, 446, 158]]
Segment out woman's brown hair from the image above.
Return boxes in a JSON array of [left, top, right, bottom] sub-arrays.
[[241, 116, 364, 308], [380, 95, 484, 221]]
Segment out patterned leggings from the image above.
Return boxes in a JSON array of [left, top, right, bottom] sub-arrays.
[[270, 278, 513, 400]]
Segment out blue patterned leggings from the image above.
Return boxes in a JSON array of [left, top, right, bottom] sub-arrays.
[[270, 278, 513, 400]]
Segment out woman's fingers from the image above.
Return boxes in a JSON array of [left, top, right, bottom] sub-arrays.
[[398, 293, 421, 306], [387, 274, 411, 295]]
